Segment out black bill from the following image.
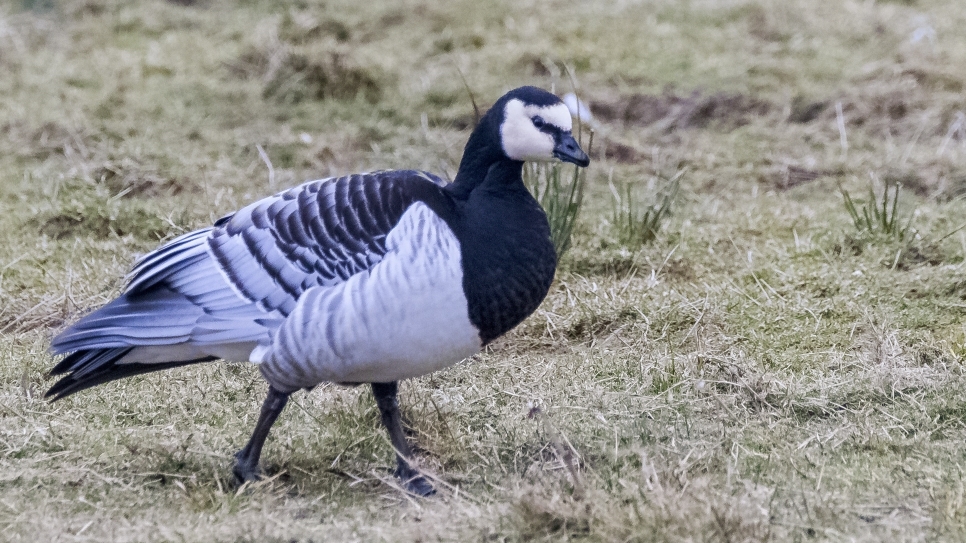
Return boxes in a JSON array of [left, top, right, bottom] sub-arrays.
[[553, 132, 590, 167]]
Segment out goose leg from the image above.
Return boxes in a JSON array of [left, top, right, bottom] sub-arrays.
[[371, 381, 435, 496], [233, 385, 290, 484]]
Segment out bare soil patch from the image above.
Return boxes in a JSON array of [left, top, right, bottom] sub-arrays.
[[592, 90, 773, 132]]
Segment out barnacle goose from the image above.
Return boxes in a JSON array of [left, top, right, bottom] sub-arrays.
[[46, 86, 590, 496]]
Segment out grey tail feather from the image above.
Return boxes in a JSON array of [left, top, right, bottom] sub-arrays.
[[50, 288, 201, 354], [45, 347, 216, 401]]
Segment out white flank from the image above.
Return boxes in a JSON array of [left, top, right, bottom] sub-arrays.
[[500, 99, 572, 162], [259, 203, 482, 390]]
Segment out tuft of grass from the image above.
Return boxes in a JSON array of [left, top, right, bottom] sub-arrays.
[[841, 180, 915, 241], [609, 169, 681, 248], [524, 132, 593, 258], [228, 18, 383, 105], [651, 356, 682, 394], [261, 48, 383, 104], [31, 191, 178, 241]]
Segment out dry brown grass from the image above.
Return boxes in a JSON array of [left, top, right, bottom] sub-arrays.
[[3, 0, 966, 541]]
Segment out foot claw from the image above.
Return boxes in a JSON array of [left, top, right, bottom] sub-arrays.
[[232, 466, 261, 485]]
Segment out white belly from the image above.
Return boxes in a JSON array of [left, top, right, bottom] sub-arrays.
[[258, 203, 482, 390]]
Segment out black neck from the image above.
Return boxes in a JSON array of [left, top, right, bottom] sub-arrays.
[[447, 111, 521, 199], [448, 157, 527, 202], [442, 141, 554, 346], [451, 154, 556, 344]]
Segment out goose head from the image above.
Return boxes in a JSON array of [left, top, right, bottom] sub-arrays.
[[496, 86, 590, 167], [452, 87, 591, 193]]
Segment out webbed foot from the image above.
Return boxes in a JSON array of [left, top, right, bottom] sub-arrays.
[[232, 450, 263, 485], [397, 467, 436, 497]]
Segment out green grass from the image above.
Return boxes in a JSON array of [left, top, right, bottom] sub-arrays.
[[524, 159, 587, 258], [842, 181, 915, 242], [4, 0, 966, 541], [609, 169, 680, 248]]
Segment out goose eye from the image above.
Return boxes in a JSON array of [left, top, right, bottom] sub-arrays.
[[531, 116, 546, 129]]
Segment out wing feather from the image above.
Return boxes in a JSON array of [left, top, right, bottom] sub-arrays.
[[47, 170, 451, 399], [206, 171, 446, 316]]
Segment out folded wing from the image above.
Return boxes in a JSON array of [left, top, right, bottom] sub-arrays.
[[47, 171, 447, 400]]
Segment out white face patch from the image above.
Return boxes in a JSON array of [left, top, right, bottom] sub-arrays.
[[500, 99, 573, 162]]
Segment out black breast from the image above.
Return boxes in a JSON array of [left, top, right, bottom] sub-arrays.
[[454, 185, 557, 345]]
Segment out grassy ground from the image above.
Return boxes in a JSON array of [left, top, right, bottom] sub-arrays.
[[3, 0, 966, 540]]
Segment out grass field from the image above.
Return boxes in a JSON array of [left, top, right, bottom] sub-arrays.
[[3, 0, 966, 541]]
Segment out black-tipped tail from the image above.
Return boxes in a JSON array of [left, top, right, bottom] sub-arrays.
[[46, 348, 215, 401]]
